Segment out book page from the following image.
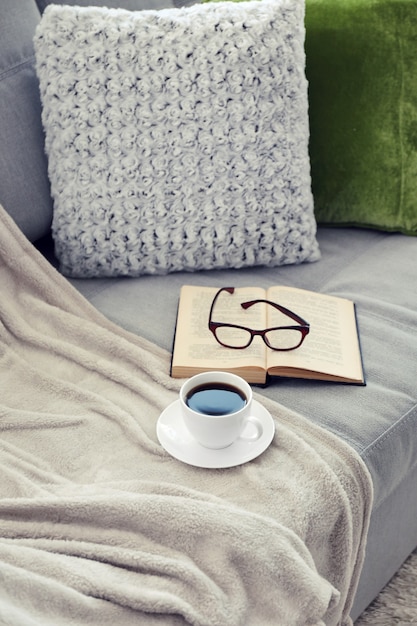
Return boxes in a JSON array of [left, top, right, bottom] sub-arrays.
[[172, 285, 267, 372], [266, 287, 363, 381]]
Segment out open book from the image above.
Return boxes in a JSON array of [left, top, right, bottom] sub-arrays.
[[171, 285, 365, 385]]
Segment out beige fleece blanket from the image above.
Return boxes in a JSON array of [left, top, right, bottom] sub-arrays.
[[0, 205, 372, 626]]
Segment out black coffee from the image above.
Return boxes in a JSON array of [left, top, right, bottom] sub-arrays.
[[185, 383, 247, 416]]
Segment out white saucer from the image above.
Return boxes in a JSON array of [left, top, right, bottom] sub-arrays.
[[156, 399, 275, 469]]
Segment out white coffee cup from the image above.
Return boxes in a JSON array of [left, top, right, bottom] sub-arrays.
[[179, 371, 263, 449]]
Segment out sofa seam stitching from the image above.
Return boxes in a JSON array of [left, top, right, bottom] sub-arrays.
[[360, 403, 417, 459], [358, 308, 416, 332], [0, 55, 36, 82]]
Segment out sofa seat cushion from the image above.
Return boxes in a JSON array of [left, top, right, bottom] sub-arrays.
[[61, 225, 417, 618], [34, 0, 319, 277], [66, 225, 417, 510]]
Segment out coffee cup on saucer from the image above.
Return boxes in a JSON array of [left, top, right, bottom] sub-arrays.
[[179, 371, 263, 449]]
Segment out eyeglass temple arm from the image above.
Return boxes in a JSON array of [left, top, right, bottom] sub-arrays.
[[208, 287, 235, 325], [240, 298, 310, 327], [209, 287, 309, 328]]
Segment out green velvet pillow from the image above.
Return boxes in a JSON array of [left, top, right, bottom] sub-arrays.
[[305, 0, 417, 235]]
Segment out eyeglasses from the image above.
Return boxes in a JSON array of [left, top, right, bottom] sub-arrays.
[[208, 287, 310, 351]]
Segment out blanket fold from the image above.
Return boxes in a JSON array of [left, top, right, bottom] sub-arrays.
[[0, 205, 372, 626]]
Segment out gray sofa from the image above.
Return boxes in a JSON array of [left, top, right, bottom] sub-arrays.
[[1, 0, 417, 621]]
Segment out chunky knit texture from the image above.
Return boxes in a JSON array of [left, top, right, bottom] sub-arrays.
[[34, 0, 320, 277]]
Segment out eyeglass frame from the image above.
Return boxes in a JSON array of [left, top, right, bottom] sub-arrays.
[[208, 286, 310, 351]]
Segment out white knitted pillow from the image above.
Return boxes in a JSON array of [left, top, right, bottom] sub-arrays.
[[34, 0, 320, 277]]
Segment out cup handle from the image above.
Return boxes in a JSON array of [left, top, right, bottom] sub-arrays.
[[238, 416, 263, 443]]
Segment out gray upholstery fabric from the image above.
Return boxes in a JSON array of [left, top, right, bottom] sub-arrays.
[[0, 0, 52, 241], [65, 225, 417, 620]]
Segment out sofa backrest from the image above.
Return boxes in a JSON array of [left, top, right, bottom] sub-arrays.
[[0, 0, 53, 241]]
